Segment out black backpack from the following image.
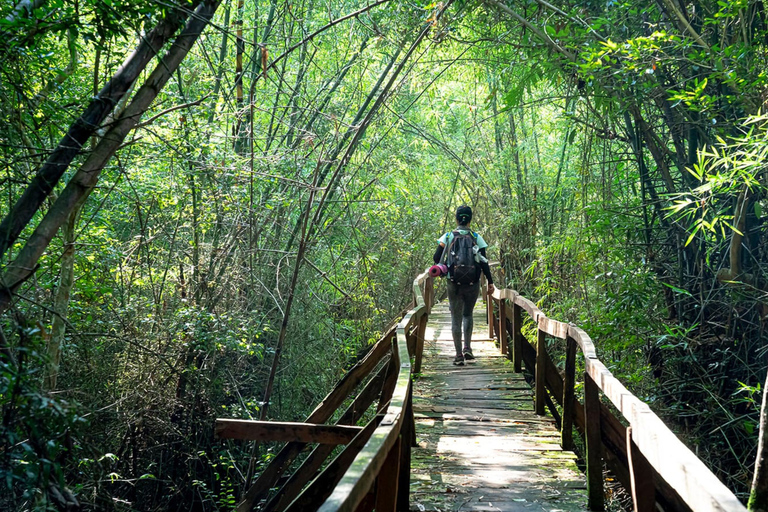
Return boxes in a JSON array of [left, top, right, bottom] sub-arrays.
[[446, 231, 480, 285]]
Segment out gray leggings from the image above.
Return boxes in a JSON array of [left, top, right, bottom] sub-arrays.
[[447, 280, 480, 355]]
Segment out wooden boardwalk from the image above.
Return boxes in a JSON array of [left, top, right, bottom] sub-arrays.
[[409, 300, 587, 511]]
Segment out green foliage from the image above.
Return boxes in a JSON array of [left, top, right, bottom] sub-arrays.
[[4, 0, 768, 506], [0, 345, 85, 509]]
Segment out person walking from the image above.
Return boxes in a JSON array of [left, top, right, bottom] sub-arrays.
[[433, 205, 494, 366]]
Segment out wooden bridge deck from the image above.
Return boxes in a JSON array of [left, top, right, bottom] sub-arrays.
[[409, 300, 587, 511]]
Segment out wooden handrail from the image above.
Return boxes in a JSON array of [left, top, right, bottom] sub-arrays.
[[317, 270, 431, 512], [226, 320, 402, 511], [219, 271, 433, 512], [488, 286, 746, 512], [222, 270, 743, 512], [215, 420, 364, 444]]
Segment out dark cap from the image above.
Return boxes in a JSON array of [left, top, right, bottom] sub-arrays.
[[456, 205, 472, 225]]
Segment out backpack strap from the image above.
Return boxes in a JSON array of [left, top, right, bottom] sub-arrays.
[[439, 233, 450, 264], [443, 231, 460, 266]]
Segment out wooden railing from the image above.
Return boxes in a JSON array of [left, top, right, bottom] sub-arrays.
[[216, 271, 434, 512], [216, 271, 746, 512], [484, 285, 747, 512]]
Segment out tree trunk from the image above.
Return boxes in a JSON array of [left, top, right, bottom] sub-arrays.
[[0, 0, 223, 316], [0, 0, 203, 260], [205, 0, 232, 126], [43, 201, 82, 391], [749, 368, 768, 510], [508, 112, 527, 210], [234, 0, 246, 154], [306, 1, 455, 237]]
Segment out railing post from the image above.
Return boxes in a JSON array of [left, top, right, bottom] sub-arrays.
[[584, 372, 605, 511], [498, 298, 508, 356], [406, 328, 416, 357], [397, 386, 414, 511], [413, 312, 427, 374], [535, 324, 546, 416], [486, 288, 494, 339], [416, 275, 434, 372], [512, 302, 522, 372], [425, 276, 434, 313], [374, 436, 401, 512], [561, 335, 577, 450], [626, 426, 655, 512]]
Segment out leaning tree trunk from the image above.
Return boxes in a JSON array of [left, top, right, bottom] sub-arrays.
[[311, 0, 455, 232], [749, 368, 768, 510], [0, 0, 203, 261], [0, 0, 223, 318]]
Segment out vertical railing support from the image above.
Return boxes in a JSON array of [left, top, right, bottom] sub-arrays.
[[425, 276, 434, 313], [406, 328, 416, 358], [626, 426, 655, 512], [486, 288, 494, 339], [511, 302, 522, 372], [413, 312, 427, 374], [498, 298, 508, 356], [397, 387, 414, 511], [584, 372, 605, 511], [561, 334, 577, 450], [535, 324, 546, 415], [374, 436, 401, 512]]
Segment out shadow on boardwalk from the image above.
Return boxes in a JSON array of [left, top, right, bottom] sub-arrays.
[[410, 301, 587, 512]]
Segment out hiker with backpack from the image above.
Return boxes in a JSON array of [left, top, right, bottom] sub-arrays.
[[433, 205, 494, 366]]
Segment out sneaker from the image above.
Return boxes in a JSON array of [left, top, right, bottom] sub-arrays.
[[463, 349, 475, 360], [453, 355, 465, 366]]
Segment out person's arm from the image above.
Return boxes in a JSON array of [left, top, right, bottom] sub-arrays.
[[433, 243, 445, 264], [478, 247, 493, 286]]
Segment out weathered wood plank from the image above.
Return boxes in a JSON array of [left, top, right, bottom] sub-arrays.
[[513, 295, 542, 321], [562, 335, 577, 450], [410, 299, 587, 512], [585, 357, 746, 512], [397, 386, 415, 511], [487, 288, 494, 338], [535, 327, 547, 416], [374, 436, 400, 512], [259, 279, 746, 512], [498, 298, 508, 355], [215, 420, 363, 444], [584, 372, 604, 511], [414, 312, 427, 373], [284, 415, 383, 512], [510, 286, 744, 512], [512, 303, 522, 372], [261, 363, 389, 512], [506, 295, 696, 512], [316, 282, 420, 512], [627, 426, 655, 512], [538, 315, 568, 339], [568, 324, 597, 359], [234, 326, 396, 511]]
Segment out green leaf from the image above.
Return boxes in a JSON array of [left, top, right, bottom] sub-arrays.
[[662, 282, 693, 297]]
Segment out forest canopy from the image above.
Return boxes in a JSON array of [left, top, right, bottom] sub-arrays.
[[1, 0, 768, 510]]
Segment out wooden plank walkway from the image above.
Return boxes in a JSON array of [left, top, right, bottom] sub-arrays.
[[409, 300, 588, 511]]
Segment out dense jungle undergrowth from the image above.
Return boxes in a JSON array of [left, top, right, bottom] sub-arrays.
[[2, 0, 768, 510]]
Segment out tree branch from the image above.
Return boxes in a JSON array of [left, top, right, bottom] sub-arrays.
[[659, 0, 710, 51], [134, 95, 210, 129], [483, 0, 576, 62]]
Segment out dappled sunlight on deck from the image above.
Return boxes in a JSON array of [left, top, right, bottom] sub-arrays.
[[410, 301, 587, 512]]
